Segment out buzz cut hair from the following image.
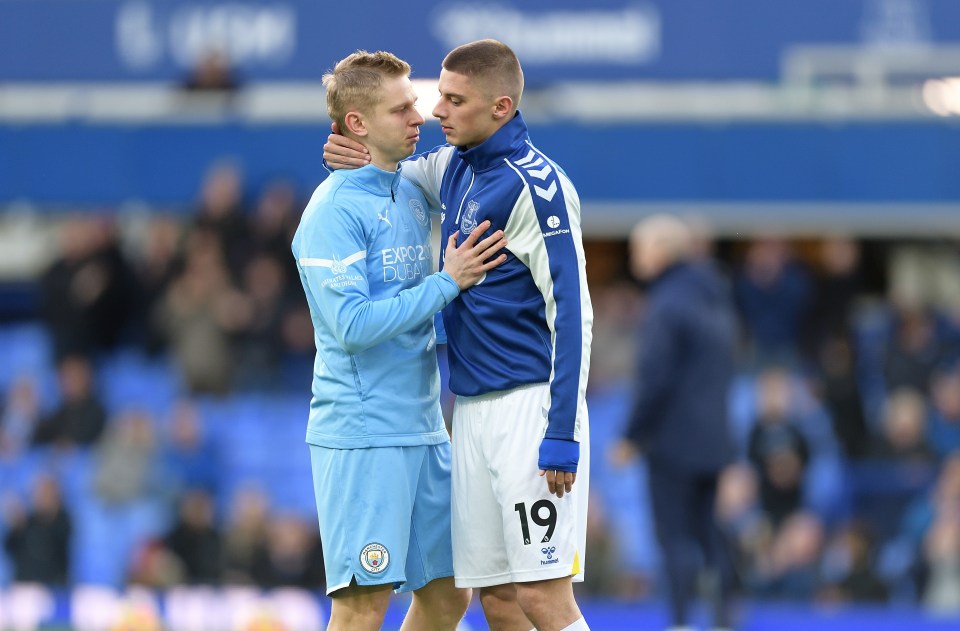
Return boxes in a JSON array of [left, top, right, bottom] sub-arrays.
[[441, 39, 523, 110], [323, 50, 411, 131]]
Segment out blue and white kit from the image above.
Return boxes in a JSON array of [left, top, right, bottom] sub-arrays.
[[402, 112, 594, 586]]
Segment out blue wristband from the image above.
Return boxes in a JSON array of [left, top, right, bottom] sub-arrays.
[[538, 437, 580, 473]]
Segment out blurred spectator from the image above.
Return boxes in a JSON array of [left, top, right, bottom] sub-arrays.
[[250, 515, 324, 590], [748, 368, 811, 528], [739, 366, 847, 522], [927, 370, 960, 459], [133, 215, 184, 355], [94, 409, 162, 505], [193, 162, 251, 281], [2, 475, 72, 585], [883, 302, 947, 395], [811, 334, 870, 459], [31, 355, 106, 449], [612, 214, 738, 631], [807, 236, 863, 351], [246, 179, 310, 380], [127, 538, 185, 588], [871, 388, 936, 464], [234, 254, 288, 390], [751, 512, 825, 601], [820, 520, 889, 603], [734, 237, 814, 367], [904, 451, 960, 547], [163, 489, 222, 584], [0, 375, 41, 460], [885, 452, 960, 601], [716, 464, 770, 588], [250, 179, 300, 277], [156, 230, 246, 394], [182, 50, 241, 93], [888, 244, 960, 326], [921, 509, 960, 613], [222, 486, 269, 585], [40, 217, 135, 359], [160, 400, 219, 495]]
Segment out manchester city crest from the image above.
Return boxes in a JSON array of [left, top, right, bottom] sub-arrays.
[[460, 199, 480, 235], [360, 542, 390, 573], [409, 198, 428, 225]]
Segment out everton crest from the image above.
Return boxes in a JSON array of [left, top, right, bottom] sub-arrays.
[[460, 199, 480, 235]]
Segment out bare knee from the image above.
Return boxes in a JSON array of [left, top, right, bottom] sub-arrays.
[[451, 585, 473, 620], [515, 578, 580, 630], [410, 577, 471, 629], [415, 578, 471, 625], [514, 582, 552, 618], [480, 584, 522, 628], [328, 583, 391, 631]]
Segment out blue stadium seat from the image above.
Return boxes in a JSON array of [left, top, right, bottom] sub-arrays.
[[97, 349, 182, 418], [0, 323, 53, 391], [71, 496, 172, 587]]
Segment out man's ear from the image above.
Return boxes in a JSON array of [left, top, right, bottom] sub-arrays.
[[491, 96, 514, 121], [343, 111, 368, 137]]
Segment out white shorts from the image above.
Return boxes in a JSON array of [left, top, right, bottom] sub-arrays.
[[451, 383, 589, 588]]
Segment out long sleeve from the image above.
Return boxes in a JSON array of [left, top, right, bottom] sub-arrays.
[[503, 164, 592, 444], [295, 203, 459, 355]]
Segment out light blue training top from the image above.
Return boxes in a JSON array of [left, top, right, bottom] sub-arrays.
[[291, 163, 459, 448]]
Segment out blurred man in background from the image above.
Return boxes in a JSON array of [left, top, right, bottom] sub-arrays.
[[612, 214, 738, 631]]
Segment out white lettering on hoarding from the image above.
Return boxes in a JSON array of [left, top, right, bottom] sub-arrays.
[[116, 1, 296, 71], [431, 2, 660, 65]]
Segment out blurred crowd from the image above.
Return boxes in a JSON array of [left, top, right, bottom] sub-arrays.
[[586, 233, 960, 613], [1, 162, 322, 592], [2, 161, 960, 614], [36, 161, 314, 392]]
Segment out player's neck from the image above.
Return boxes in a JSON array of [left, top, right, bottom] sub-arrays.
[[367, 150, 398, 172]]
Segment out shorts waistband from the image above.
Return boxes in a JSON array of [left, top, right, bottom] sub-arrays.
[[456, 382, 548, 404]]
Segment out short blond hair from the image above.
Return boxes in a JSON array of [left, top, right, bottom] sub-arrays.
[[442, 39, 523, 110], [323, 50, 411, 131]]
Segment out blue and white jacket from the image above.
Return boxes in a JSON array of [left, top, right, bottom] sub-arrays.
[[292, 164, 460, 448], [403, 112, 593, 472]]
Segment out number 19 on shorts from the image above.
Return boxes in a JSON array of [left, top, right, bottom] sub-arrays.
[[514, 500, 557, 545]]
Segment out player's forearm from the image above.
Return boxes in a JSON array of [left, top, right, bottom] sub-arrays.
[[543, 298, 590, 442], [333, 272, 459, 353]]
